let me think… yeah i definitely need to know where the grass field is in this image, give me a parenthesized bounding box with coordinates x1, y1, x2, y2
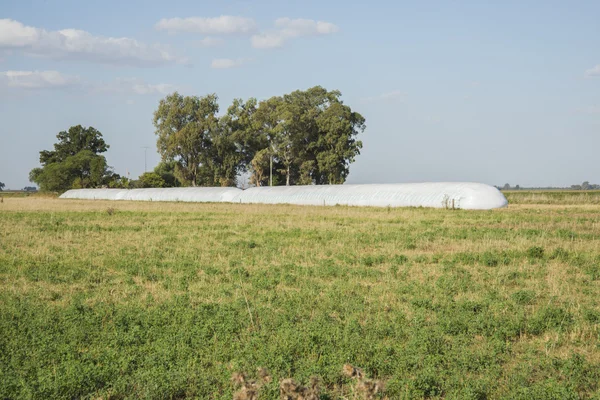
(504, 190, 600, 205)
(1, 195, 599, 399)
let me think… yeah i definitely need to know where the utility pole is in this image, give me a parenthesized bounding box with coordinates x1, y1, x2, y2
(270, 155, 273, 187)
(141, 146, 150, 172)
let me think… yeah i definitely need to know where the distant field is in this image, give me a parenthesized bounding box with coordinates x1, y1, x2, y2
(1, 196, 599, 399)
(504, 190, 600, 205)
(0, 191, 53, 198)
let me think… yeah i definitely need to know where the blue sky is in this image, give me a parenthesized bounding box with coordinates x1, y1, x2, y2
(0, 0, 599, 189)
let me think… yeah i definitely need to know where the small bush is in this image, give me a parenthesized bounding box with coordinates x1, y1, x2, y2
(582, 308, 600, 324)
(527, 246, 545, 259)
(511, 290, 536, 305)
(528, 305, 573, 335)
(481, 252, 499, 267)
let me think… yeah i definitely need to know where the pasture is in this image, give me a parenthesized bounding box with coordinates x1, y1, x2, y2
(1, 194, 599, 399)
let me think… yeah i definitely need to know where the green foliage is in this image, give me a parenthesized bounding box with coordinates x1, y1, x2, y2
(153, 161, 180, 187)
(29, 125, 118, 192)
(152, 87, 365, 188)
(527, 305, 574, 335)
(0, 181, 4, 191)
(527, 246, 545, 259)
(249, 86, 365, 186)
(108, 176, 133, 189)
(153, 92, 222, 187)
(511, 289, 536, 305)
(137, 172, 166, 188)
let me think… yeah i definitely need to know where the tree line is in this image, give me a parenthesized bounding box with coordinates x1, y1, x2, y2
(29, 86, 366, 192)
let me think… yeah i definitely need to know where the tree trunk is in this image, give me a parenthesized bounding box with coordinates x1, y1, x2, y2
(286, 165, 290, 186)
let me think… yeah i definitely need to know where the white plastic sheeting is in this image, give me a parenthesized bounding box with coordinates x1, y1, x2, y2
(59, 187, 242, 203)
(232, 183, 507, 210)
(60, 183, 507, 209)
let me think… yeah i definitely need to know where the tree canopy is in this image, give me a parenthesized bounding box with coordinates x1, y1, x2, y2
(153, 93, 222, 187)
(29, 125, 118, 192)
(28, 87, 366, 191)
(0, 181, 4, 191)
(152, 86, 365, 187)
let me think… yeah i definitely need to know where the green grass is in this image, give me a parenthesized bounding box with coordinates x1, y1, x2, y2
(0, 197, 599, 399)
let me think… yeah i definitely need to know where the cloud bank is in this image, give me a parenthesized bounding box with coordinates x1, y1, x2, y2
(0, 70, 80, 89)
(251, 18, 339, 49)
(585, 64, 600, 77)
(155, 16, 257, 35)
(210, 58, 249, 69)
(0, 19, 186, 66)
(1, 70, 178, 95)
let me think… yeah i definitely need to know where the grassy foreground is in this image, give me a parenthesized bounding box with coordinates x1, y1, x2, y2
(1, 197, 599, 399)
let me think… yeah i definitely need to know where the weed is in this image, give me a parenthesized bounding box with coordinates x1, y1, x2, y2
(343, 364, 385, 399)
(528, 305, 574, 335)
(511, 290, 536, 305)
(279, 376, 320, 400)
(527, 246, 545, 259)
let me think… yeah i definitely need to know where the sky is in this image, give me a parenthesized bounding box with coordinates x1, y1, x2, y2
(0, 0, 599, 190)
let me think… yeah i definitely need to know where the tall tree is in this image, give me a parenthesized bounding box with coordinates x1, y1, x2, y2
(38, 125, 108, 165)
(153, 87, 365, 188)
(247, 86, 365, 186)
(0, 182, 4, 191)
(29, 125, 116, 192)
(253, 96, 284, 186)
(153, 92, 219, 186)
(314, 97, 365, 184)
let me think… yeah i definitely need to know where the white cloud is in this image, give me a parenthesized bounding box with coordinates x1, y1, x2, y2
(585, 65, 600, 77)
(210, 58, 248, 69)
(155, 16, 257, 35)
(251, 17, 339, 49)
(99, 78, 178, 95)
(0, 71, 177, 95)
(0, 70, 80, 89)
(197, 37, 224, 47)
(0, 19, 186, 66)
(251, 32, 287, 49)
(360, 90, 404, 103)
(581, 105, 600, 114)
(274, 18, 339, 36)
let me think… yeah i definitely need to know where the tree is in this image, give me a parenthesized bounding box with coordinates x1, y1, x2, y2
(138, 172, 166, 188)
(153, 87, 365, 188)
(582, 181, 590, 190)
(249, 86, 365, 186)
(23, 186, 37, 192)
(313, 91, 365, 184)
(153, 161, 180, 187)
(153, 92, 220, 186)
(502, 183, 511, 190)
(108, 177, 133, 189)
(217, 98, 261, 186)
(29, 126, 117, 192)
(249, 148, 270, 186)
(0, 182, 4, 191)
